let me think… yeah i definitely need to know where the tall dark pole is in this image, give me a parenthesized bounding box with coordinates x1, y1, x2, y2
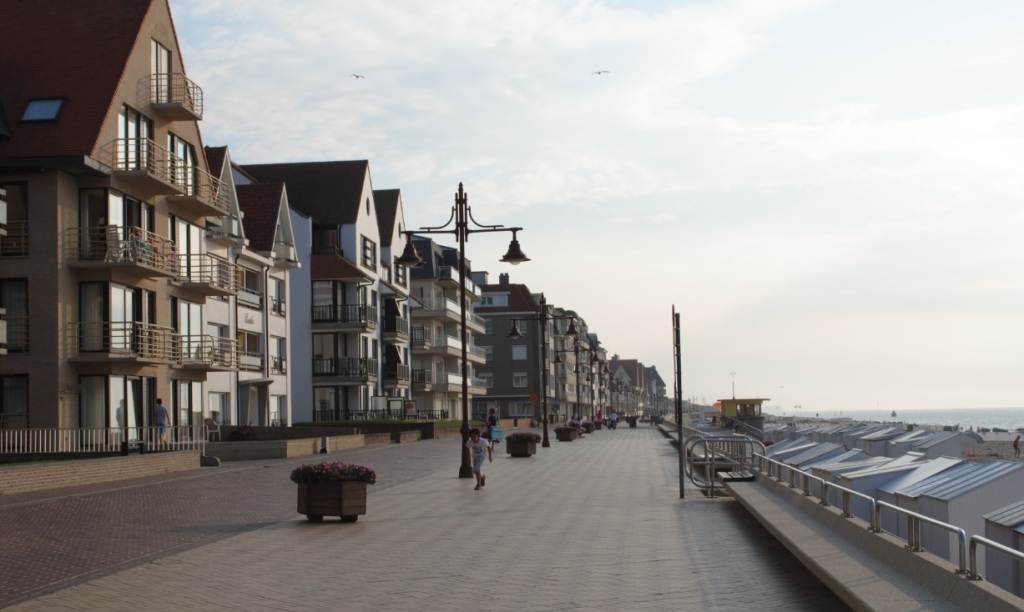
(673, 306, 684, 498)
(539, 295, 551, 447)
(457, 191, 473, 478)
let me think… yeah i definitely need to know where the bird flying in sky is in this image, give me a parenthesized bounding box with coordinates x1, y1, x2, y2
(351, 74, 365, 79)
(592, 70, 610, 75)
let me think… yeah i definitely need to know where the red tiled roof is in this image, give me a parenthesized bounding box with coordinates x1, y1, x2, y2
(0, 0, 154, 159)
(236, 183, 283, 252)
(205, 146, 227, 177)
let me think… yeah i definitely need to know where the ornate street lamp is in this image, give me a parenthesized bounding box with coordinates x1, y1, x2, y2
(396, 183, 528, 478)
(508, 294, 577, 447)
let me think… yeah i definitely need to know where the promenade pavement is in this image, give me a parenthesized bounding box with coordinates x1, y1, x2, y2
(1, 425, 846, 611)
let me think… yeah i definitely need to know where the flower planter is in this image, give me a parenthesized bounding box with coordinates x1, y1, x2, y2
(555, 429, 578, 442)
(506, 438, 537, 457)
(297, 481, 367, 523)
(594, 421, 603, 430)
(582, 423, 594, 433)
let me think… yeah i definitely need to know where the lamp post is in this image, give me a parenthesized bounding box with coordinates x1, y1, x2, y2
(508, 294, 578, 447)
(396, 183, 529, 478)
(554, 335, 597, 422)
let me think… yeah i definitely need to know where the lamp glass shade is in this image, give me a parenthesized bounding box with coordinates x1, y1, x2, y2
(499, 239, 530, 265)
(396, 240, 424, 267)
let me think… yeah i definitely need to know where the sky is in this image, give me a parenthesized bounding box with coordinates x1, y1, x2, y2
(172, 0, 1024, 414)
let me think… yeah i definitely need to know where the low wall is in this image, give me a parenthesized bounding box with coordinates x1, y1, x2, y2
(206, 433, 392, 462)
(0, 451, 200, 496)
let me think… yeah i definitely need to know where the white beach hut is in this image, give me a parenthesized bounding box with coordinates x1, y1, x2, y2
(856, 427, 907, 456)
(982, 500, 1024, 597)
(833, 453, 929, 522)
(887, 429, 931, 458)
(910, 430, 963, 459)
(876, 457, 963, 537)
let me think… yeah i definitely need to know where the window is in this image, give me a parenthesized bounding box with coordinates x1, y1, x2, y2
(208, 392, 228, 424)
(20, 99, 65, 122)
(117, 106, 153, 170)
(237, 331, 263, 369)
(151, 41, 172, 102)
(480, 373, 493, 388)
(365, 197, 371, 216)
(479, 294, 508, 307)
(513, 372, 528, 388)
(271, 395, 288, 426)
(268, 277, 286, 315)
(0, 183, 28, 257)
(173, 298, 203, 360)
(0, 375, 28, 428)
(0, 279, 28, 352)
(270, 336, 286, 373)
(510, 401, 533, 418)
(361, 236, 377, 269)
(167, 133, 197, 194)
(239, 267, 262, 308)
(512, 345, 527, 360)
(480, 346, 492, 361)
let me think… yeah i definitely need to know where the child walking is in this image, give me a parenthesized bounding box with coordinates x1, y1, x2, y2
(467, 428, 492, 490)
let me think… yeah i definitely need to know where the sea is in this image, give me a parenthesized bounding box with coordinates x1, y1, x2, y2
(791, 407, 1024, 432)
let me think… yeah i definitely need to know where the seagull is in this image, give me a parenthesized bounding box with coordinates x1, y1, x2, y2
(592, 70, 610, 75)
(351, 74, 365, 79)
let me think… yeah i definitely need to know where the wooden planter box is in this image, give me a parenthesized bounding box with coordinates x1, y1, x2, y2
(593, 421, 603, 430)
(506, 439, 537, 457)
(297, 481, 368, 522)
(555, 429, 578, 442)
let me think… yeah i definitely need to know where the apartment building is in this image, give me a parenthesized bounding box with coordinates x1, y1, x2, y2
(0, 0, 296, 432)
(406, 237, 487, 420)
(239, 162, 411, 422)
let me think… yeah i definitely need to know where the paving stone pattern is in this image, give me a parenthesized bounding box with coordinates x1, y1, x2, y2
(0, 428, 847, 611)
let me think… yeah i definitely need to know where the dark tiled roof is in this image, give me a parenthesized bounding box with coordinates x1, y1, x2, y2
(205, 146, 227, 177)
(477, 283, 538, 312)
(242, 161, 369, 225)
(237, 183, 283, 252)
(373, 189, 400, 247)
(0, 0, 153, 159)
(311, 254, 370, 282)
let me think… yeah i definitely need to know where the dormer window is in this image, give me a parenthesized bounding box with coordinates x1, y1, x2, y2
(21, 99, 65, 122)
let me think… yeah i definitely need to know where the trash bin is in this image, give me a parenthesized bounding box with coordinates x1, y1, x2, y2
(628, 417, 637, 428)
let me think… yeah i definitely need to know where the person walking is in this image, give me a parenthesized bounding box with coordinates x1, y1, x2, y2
(466, 428, 492, 490)
(1013, 434, 1020, 459)
(154, 398, 169, 444)
(609, 410, 618, 430)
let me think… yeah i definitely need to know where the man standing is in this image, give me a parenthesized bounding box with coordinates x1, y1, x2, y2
(609, 410, 618, 430)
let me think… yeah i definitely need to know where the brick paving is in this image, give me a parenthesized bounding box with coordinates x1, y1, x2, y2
(0, 427, 847, 611)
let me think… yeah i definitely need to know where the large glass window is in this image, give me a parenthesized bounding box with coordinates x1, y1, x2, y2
(0, 279, 27, 353)
(168, 133, 196, 194)
(173, 298, 203, 360)
(512, 345, 527, 360)
(117, 105, 152, 170)
(0, 375, 28, 429)
(0, 182, 28, 257)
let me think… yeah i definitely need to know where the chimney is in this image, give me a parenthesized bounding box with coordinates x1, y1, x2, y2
(499, 273, 510, 285)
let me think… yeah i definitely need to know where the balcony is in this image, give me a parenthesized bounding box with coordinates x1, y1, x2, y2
(177, 335, 238, 370)
(66, 226, 177, 278)
(175, 253, 239, 296)
(436, 266, 480, 296)
(411, 326, 431, 349)
(410, 294, 461, 322)
(67, 321, 177, 363)
(0, 221, 28, 257)
(382, 364, 411, 389)
(273, 240, 300, 269)
(412, 368, 435, 391)
(238, 353, 263, 371)
(99, 138, 187, 199)
(311, 304, 378, 332)
(312, 357, 378, 384)
(381, 316, 410, 342)
(166, 165, 232, 218)
(271, 355, 287, 374)
(143, 72, 204, 121)
(206, 217, 245, 247)
(3, 316, 26, 353)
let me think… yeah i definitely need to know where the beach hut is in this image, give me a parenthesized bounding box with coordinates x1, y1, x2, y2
(887, 429, 931, 458)
(910, 430, 963, 459)
(784, 442, 848, 471)
(856, 427, 907, 456)
(717, 397, 767, 433)
(843, 425, 888, 450)
(875, 457, 964, 536)
(833, 453, 929, 522)
(811, 453, 892, 507)
(900, 461, 1024, 575)
(982, 500, 1024, 597)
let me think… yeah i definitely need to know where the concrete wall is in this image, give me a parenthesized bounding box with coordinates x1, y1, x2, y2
(0, 451, 200, 496)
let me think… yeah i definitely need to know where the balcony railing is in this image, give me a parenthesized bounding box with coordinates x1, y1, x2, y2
(239, 353, 263, 371)
(166, 164, 232, 218)
(437, 266, 480, 296)
(176, 252, 239, 295)
(67, 226, 177, 276)
(312, 357, 378, 381)
(0, 221, 28, 256)
(3, 316, 27, 352)
(0, 425, 204, 454)
(382, 316, 409, 339)
(178, 335, 238, 369)
(270, 297, 287, 316)
(271, 355, 288, 374)
(383, 364, 411, 384)
(99, 138, 187, 197)
(311, 304, 378, 328)
(67, 321, 178, 362)
(144, 72, 204, 120)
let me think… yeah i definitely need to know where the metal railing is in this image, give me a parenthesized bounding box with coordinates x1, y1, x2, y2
(179, 334, 238, 368)
(311, 304, 378, 326)
(969, 535, 1024, 581)
(99, 138, 185, 189)
(0, 220, 28, 256)
(67, 321, 178, 361)
(752, 453, 977, 575)
(177, 252, 239, 292)
(0, 425, 204, 454)
(67, 226, 177, 275)
(312, 357, 378, 379)
(144, 72, 204, 118)
(684, 434, 764, 497)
